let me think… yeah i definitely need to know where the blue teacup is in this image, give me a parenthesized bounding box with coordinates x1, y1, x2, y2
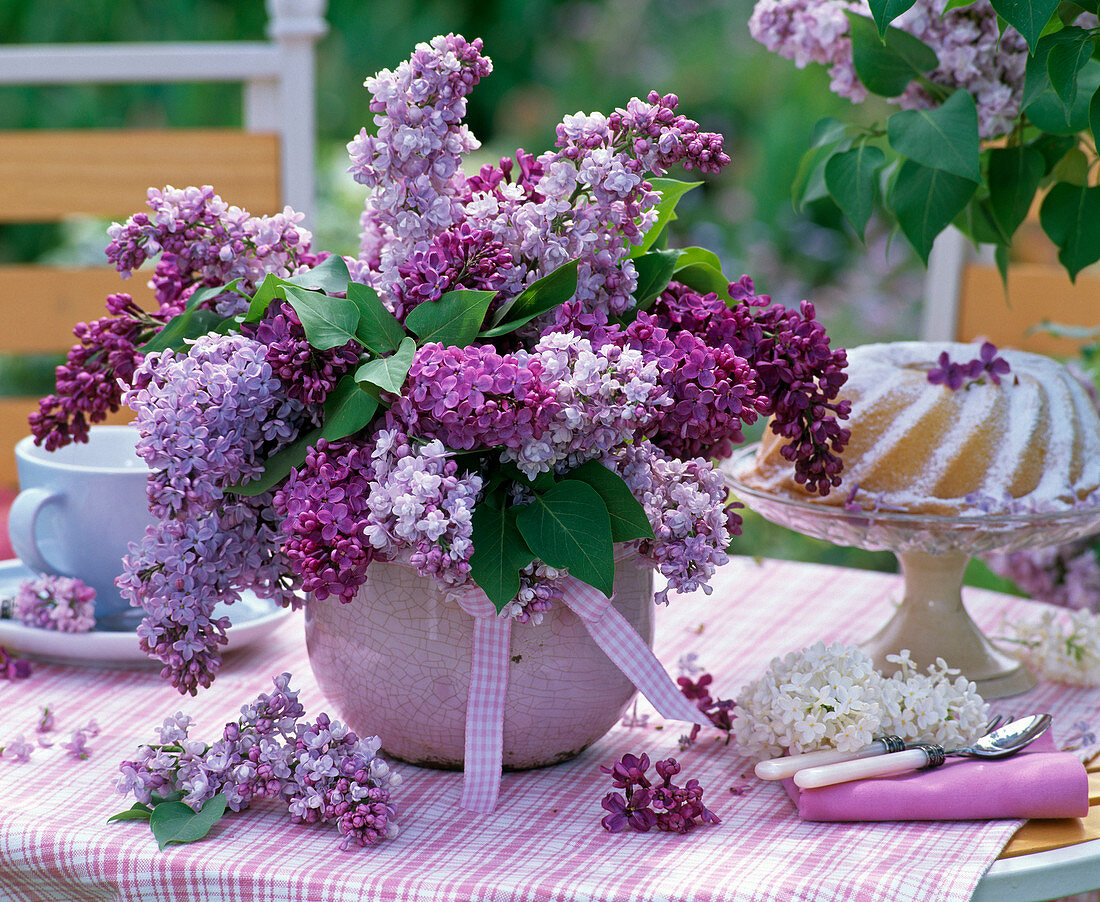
(9, 426, 154, 626)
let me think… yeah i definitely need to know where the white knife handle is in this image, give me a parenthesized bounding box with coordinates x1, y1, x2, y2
(754, 739, 889, 781)
(793, 747, 931, 789)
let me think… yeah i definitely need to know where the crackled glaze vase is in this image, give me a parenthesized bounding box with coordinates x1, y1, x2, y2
(304, 553, 654, 770)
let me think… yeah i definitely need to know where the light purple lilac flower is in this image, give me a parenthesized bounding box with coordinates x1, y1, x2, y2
(117, 674, 400, 850)
(749, 0, 1029, 138)
(0, 646, 30, 681)
(14, 576, 97, 633)
(605, 440, 739, 604)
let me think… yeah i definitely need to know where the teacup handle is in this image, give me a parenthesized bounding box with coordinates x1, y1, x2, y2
(8, 487, 61, 575)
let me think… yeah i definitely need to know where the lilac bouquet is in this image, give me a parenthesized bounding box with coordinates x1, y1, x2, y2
(32, 34, 849, 696)
(750, 0, 1100, 278)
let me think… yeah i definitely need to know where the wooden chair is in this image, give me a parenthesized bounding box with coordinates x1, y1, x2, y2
(0, 0, 328, 491)
(921, 222, 1100, 357)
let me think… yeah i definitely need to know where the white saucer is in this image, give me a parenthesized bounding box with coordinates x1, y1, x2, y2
(0, 559, 294, 668)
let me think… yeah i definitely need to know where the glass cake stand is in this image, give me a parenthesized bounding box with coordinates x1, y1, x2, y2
(723, 444, 1100, 699)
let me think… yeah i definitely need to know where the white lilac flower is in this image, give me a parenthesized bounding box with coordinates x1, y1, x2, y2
(1000, 610, 1100, 687)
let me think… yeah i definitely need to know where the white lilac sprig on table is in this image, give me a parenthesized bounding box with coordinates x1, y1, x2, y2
(996, 609, 1100, 687)
(732, 641, 989, 759)
(30, 33, 851, 696)
(112, 673, 399, 851)
(12, 575, 97, 633)
(750, 0, 1100, 278)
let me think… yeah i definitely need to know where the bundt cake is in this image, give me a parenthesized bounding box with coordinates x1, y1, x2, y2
(741, 341, 1100, 516)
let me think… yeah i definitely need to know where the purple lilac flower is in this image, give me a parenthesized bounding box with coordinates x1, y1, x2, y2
(618, 310, 762, 461)
(277, 430, 483, 602)
(121, 334, 305, 693)
(0, 646, 30, 680)
(508, 330, 667, 475)
(61, 728, 94, 760)
(4, 735, 34, 763)
(30, 293, 167, 451)
(117, 674, 400, 850)
(749, 0, 1029, 139)
(348, 34, 491, 296)
(392, 222, 516, 320)
(985, 541, 1100, 612)
(106, 185, 316, 311)
(37, 707, 55, 733)
(718, 279, 850, 494)
(677, 673, 736, 747)
(389, 343, 559, 457)
(605, 440, 739, 604)
(600, 753, 720, 834)
(928, 341, 1012, 390)
(14, 576, 97, 633)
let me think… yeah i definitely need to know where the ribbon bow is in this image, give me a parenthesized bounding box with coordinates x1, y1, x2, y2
(450, 577, 711, 813)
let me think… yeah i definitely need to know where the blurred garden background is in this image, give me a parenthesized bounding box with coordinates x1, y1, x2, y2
(1, 0, 1027, 590)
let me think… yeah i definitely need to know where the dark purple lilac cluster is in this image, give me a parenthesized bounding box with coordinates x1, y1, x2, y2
(247, 302, 359, 405)
(393, 223, 516, 319)
(30, 293, 165, 451)
(600, 753, 721, 834)
(927, 341, 1012, 390)
(677, 673, 736, 748)
(390, 343, 559, 452)
(622, 312, 763, 461)
(117, 674, 400, 851)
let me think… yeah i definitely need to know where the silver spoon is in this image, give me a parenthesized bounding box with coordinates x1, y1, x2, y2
(793, 713, 1052, 789)
(754, 715, 1006, 781)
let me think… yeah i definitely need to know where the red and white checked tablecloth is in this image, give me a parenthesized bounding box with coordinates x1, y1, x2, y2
(1, 557, 1098, 902)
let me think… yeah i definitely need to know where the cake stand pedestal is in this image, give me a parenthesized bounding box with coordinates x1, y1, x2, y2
(724, 445, 1100, 699)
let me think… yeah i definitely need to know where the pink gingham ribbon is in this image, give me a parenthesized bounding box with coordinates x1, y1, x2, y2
(450, 578, 711, 814)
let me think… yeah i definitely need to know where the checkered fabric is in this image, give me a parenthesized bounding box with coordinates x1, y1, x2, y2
(1, 557, 1097, 902)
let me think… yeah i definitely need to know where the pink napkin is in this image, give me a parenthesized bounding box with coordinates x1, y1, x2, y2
(783, 732, 1089, 821)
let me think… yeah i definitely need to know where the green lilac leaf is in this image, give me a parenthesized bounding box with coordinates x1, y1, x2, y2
(347, 282, 406, 355)
(321, 373, 381, 441)
(563, 460, 654, 543)
(225, 426, 321, 496)
(149, 794, 228, 851)
(469, 504, 537, 612)
(139, 308, 228, 355)
(793, 133, 855, 210)
(1091, 86, 1100, 155)
(987, 146, 1045, 240)
(848, 13, 939, 97)
(952, 197, 1008, 246)
(1039, 182, 1100, 280)
(632, 249, 679, 309)
(1030, 133, 1078, 175)
(887, 91, 980, 182)
(1025, 42, 1100, 134)
(824, 143, 886, 239)
(1051, 147, 1089, 185)
(942, 0, 978, 10)
(888, 160, 978, 262)
(404, 289, 496, 347)
(630, 179, 701, 258)
(355, 336, 416, 394)
(673, 262, 731, 298)
(995, 243, 1010, 287)
(515, 480, 615, 597)
(283, 285, 360, 351)
(672, 246, 723, 271)
(481, 259, 579, 337)
(868, 0, 918, 36)
(990, 0, 1061, 52)
(242, 273, 283, 324)
(283, 254, 351, 295)
(1046, 27, 1094, 107)
(107, 802, 153, 824)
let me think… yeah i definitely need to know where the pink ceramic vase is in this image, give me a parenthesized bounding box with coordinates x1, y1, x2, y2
(304, 553, 654, 770)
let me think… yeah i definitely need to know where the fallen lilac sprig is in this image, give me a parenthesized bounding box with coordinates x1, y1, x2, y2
(677, 673, 736, 749)
(14, 575, 97, 633)
(927, 342, 1011, 390)
(600, 753, 720, 834)
(113, 673, 400, 851)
